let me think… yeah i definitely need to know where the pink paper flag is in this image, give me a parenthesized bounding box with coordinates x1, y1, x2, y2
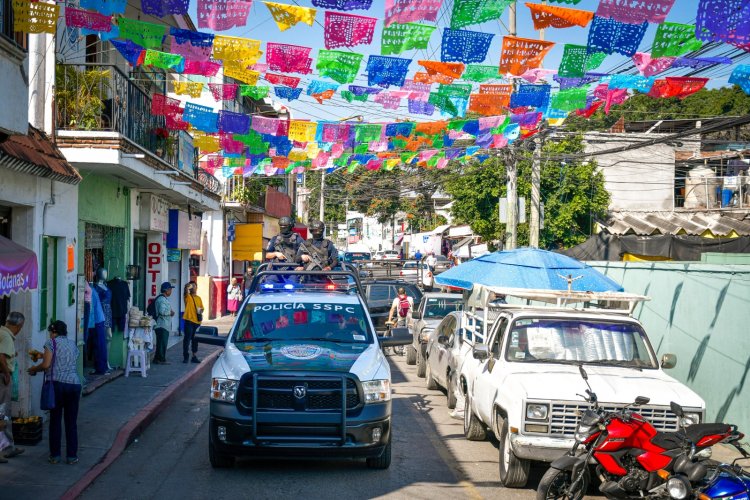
(169, 36, 212, 62)
(632, 52, 676, 77)
(368, 141, 389, 152)
(419, 149, 438, 161)
(373, 91, 401, 109)
(251, 63, 269, 73)
(324, 11, 377, 49)
(321, 123, 350, 143)
(330, 143, 344, 158)
(384, 0, 442, 27)
(65, 7, 112, 31)
(436, 158, 449, 169)
(197, 0, 252, 31)
(208, 83, 239, 100)
(492, 135, 508, 149)
(183, 60, 221, 76)
(595, 0, 675, 24)
(220, 133, 246, 154)
(266, 43, 314, 74)
(479, 115, 505, 130)
(519, 68, 556, 84)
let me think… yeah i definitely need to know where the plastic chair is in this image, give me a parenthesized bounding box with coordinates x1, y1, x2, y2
(125, 337, 148, 378)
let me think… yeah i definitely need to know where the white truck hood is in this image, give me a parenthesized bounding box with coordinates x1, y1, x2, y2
(506, 364, 704, 409)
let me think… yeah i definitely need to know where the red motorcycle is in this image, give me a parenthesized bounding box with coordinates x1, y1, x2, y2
(537, 365, 737, 500)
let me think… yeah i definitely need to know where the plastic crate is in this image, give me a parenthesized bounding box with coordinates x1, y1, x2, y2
(11, 417, 43, 446)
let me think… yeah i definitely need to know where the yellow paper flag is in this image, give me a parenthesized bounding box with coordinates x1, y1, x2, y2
(304, 142, 320, 160)
(288, 150, 308, 162)
(288, 121, 318, 143)
(13, 0, 58, 34)
(263, 1, 316, 31)
(194, 135, 220, 154)
(173, 81, 204, 98)
(212, 35, 263, 65)
(224, 63, 260, 85)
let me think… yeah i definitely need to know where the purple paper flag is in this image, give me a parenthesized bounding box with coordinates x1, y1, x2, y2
(312, 0, 372, 10)
(197, 0, 252, 31)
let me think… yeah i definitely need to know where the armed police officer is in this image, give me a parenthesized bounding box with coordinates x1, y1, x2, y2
(298, 220, 338, 271)
(266, 216, 306, 266)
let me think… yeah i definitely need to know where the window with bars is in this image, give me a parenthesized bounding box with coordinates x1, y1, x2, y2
(0, 0, 27, 49)
(84, 223, 127, 280)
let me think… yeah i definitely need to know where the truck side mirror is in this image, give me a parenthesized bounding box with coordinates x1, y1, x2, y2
(412, 310, 422, 320)
(473, 344, 489, 360)
(661, 353, 677, 369)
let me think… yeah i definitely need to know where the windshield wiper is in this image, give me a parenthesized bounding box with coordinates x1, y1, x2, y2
(584, 360, 644, 371)
(302, 337, 359, 343)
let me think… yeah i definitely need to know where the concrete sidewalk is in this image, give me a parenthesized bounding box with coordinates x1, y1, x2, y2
(0, 314, 236, 500)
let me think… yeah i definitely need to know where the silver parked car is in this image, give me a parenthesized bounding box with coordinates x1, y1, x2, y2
(424, 311, 465, 409)
(408, 293, 463, 377)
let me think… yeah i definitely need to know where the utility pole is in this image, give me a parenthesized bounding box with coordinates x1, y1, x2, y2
(529, 135, 542, 248)
(505, 0, 518, 250)
(345, 197, 349, 251)
(319, 169, 325, 223)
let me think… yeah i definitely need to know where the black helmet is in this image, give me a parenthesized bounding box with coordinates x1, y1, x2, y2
(309, 220, 324, 240)
(279, 216, 294, 235)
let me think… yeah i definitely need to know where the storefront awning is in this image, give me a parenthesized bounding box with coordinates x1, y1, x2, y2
(431, 224, 451, 235)
(452, 236, 473, 251)
(448, 225, 473, 237)
(233, 223, 264, 261)
(0, 235, 38, 296)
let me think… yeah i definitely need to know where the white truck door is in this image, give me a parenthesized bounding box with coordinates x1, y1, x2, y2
(472, 316, 509, 424)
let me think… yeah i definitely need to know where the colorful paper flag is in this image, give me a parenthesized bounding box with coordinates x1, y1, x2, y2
(12, 0, 58, 34)
(450, 0, 512, 29)
(438, 83, 472, 99)
(111, 39, 146, 66)
(143, 50, 185, 71)
(696, 0, 750, 45)
(595, 0, 675, 24)
(632, 52, 675, 76)
(212, 35, 263, 65)
(169, 35, 213, 62)
(316, 50, 364, 84)
(118, 18, 167, 49)
(441, 28, 494, 64)
(266, 72, 301, 88)
(419, 60, 465, 79)
(65, 7, 112, 32)
(499, 36, 554, 76)
(384, 0, 442, 27)
(414, 72, 454, 84)
(608, 74, 654, 92)
(151, 93, 182, 115)
(208, 83, 239, 100)
(647, 77, 709, 99)
(729, 65, 750, 95)
(183, 60, 221, 76)
(81, 0, 126, 15)
(224, 64, 261, 85)
(218, 110, 250, 134)
(266, 43, 313, 74)
(373, 91, 402, 110)
(239, 86, 270, 99)
(324, 11, 377, 49)
(263, 1, 317, 31)
(462, 64, 501, 82)
(651, 22, 703, 58)
(558, 44, 606, 77)
(587, 16, 647, 57)
(141, 0, 189, 17)
(381, 23, 435, 55)
(312, 0, 372, 10)
(366, 55, 411, 87)
(184, 103, 219, 133)
(526, 2, 593, 29)
(197, 0, 252, 31)
(509, 84, 550, 109)
(274, 86, 304, 101)
(173, 81, 204, 98)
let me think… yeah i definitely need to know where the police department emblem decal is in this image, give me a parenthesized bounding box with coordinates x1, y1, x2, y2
(280, 344, 323, 360)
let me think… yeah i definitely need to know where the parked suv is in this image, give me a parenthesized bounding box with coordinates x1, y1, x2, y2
(408, 293, 463, 376)
(201, 267, 410, 469)
(462, 303, 705, 488)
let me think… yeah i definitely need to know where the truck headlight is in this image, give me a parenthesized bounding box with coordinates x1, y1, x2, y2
(526, 403, 549, 421)
(211, 378, 238, 403)
(362, 379, 391, 403)
(680, 412, 701, 427)
(419, 328, 433, 342)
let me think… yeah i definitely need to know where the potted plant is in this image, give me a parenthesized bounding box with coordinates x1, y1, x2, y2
(152, 127, 176, 158)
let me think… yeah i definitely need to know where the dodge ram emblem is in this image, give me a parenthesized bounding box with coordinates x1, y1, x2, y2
(293, 385, 306, 398)
(281, 344, 323, 360)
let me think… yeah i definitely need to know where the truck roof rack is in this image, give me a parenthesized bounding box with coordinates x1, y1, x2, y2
(250, 262, 364, 296)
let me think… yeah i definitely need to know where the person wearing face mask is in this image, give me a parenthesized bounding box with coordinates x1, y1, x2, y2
(266, 216, 306, 266)
(298, 220, 339, 271)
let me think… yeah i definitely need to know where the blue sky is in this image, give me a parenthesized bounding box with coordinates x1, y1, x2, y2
(183, 0, 733, 122)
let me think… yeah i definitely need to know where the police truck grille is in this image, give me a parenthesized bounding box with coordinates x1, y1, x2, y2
(237, 374, 361, 414)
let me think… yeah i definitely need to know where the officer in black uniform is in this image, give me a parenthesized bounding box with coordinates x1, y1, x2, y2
(298, 220, 339, 271)
(266, 216, 306, 266)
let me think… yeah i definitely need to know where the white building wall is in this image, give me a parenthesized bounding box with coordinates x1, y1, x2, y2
(0, 172, 79, 416)
(585, 132, 677, 211)
(0, 40, 29, 136)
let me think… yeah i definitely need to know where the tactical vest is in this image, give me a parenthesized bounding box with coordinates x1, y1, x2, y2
(274, 233, 299, 262)
(304, 239, 331, 269)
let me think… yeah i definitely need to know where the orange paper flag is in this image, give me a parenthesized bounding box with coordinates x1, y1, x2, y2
(468, 94, 508, 116)
(415, 120, 448, 135)
(525, 3, 594, 30)
(499, 36, 555, 76)
(414, 71, 454, 84)
(418, 60, 466, 79)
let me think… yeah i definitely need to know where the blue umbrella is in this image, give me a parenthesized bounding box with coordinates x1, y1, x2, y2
(435, 247, 623, 292)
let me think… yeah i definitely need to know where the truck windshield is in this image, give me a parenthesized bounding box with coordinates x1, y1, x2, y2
(505, 319, 657, 369)
(233, 301, 372, 344)
(424, 298, 464, 319)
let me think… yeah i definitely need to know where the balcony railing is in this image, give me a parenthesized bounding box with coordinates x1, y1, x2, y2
(676, 175, 750, 210)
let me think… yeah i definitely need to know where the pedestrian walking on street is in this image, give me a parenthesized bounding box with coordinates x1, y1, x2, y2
(183, 282, 204, 364)
(152, 282, 175, 365)
(227, 278, 242, 317)
(0, 311, 25, 461)
(28, 320, 82, 465)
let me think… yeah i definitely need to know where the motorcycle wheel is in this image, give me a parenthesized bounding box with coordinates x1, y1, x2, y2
(536, 467, 588, 500)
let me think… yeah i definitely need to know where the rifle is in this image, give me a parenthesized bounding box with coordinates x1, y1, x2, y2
(303, 241, 328, 271)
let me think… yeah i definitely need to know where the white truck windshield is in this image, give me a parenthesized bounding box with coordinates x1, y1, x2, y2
(423, 298, 464, 319)
(505, 318, 657, 369)
(233, 301, 372, 344)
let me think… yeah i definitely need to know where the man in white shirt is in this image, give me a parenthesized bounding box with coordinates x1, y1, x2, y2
(388, 287, 414, 329)
(425, 252, 437, 271)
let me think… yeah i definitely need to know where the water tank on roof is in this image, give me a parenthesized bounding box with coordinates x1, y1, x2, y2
(684, 166, 719, 209)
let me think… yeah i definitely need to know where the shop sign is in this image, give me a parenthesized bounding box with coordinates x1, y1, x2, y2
(139, 194, 170, 233)
(167, 248, 181, 262)
(167, 210, 201, 250)
(178, 131, 195, 176)
(146, 238, 163, 299)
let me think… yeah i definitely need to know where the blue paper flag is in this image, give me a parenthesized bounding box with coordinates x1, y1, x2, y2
(307, 80, 340, 95)
(170, 27, 214, 47)
(729, 65, 750, 95)
(184, 102, 218, 133)
(218, 110, 250, 134)
(509, 84, 551, 109)
(440, 28, 494, 64)
(82, 25, 120, 41)
(274, 87, 304, 101)
(385, 122, 415, 137)
(608, 75, 654, 92)
(366, 56, 412, 88)
(81, 0, 126, 15)
(587, 16, 648, 57)
(408, 99, 435, 116)
(111, 39, 144, 67)
(312, 0, 372, 10)
(348, 85, 383, 95)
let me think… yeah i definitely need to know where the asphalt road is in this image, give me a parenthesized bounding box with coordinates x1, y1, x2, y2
(81, 354, 552, 500)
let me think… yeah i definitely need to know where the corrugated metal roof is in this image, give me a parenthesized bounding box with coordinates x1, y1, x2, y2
(601, 211, 750, 236)
(0, 125, 81, 184)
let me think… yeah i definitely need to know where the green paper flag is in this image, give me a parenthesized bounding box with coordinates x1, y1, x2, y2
(240, 86, 270, 99)
(463, 64, 501, 82)
(354, 124, 383, 142)
(143, 50, 184, 71)
(118, 18, 167, 49)
(317, 50, 364, 84)
(391, 138, 407, 148)
(450, 0, 513, 29)
(353, 144, 369, 154)
(225, 157, 246, 167)
(651, 22, 703, 58)
(341, 90, 369, 102)
(428, 92, 459, 117)
(335, 153, 352, 166)
(558, 44, 606, 78)
(550, 87, 588, 111)
(234, 131, 269, 154)
(431, 136, 444, 148)
(381, 23, 436, 55)
(438, 83, 472, 99)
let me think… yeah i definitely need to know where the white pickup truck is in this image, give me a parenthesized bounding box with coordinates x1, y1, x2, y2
(459, 286, 706, 488)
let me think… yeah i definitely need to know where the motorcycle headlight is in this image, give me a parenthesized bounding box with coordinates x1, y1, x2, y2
(666, 476, 690, 499)
(575, 424, 596, 443)
(211, 378, 238, 403)
(680, 412, 701, 427)
(526, 403, 549, 421)
(362, 379, 391, 403)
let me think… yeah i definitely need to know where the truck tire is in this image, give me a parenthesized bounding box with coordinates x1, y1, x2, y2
(366, 435, 392, 469)
(416, 347, 426, 378)
(446, 372, 457, 409)
(463, 395, 487, 441)
(406, 345, 417, 365)
(425, 359, 439, 390)
(209, 438, 235, 469)
(498, 418, 530, 488)
(536, 467, 588, 500)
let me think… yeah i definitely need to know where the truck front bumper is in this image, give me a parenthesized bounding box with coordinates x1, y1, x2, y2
(510, 434, 576, 462)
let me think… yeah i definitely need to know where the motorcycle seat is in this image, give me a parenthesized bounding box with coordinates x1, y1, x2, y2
(652, 431, 685, 450)
(681, 423, 732, 446)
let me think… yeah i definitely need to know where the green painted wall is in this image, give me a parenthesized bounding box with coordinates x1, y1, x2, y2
(589, 261, 750, 431)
